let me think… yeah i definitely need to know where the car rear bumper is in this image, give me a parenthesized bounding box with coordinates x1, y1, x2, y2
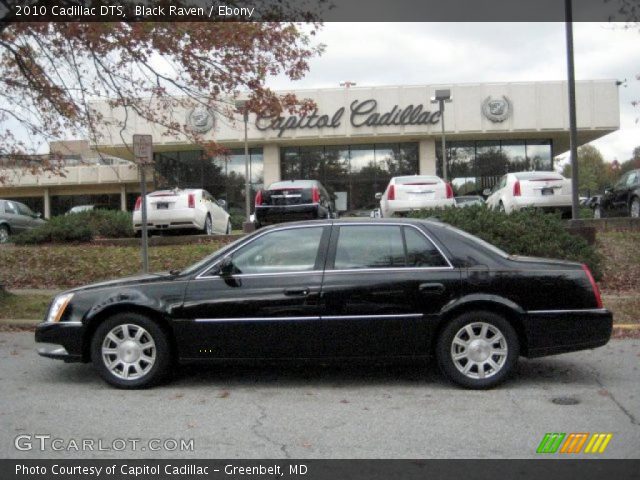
(384, 199, 456, 216)
(133, 208, 204, 232)
(35, 321, 85, 363)
(255, 204, 323, 225)
(512, 195, 572, 211)
(523, 308, 613, 358)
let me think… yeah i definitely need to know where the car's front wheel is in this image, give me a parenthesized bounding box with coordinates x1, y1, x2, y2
(436, 311, 519, 389)
(91, 313, 171, 389)
(0, 225, 9, 244)
(630, 197, 640, 218)
(594, 205, 603, 219)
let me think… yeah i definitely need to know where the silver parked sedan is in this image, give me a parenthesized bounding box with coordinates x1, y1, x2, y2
(0, 199, 46, 243)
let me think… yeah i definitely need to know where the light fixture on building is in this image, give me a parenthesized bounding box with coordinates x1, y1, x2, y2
(431, 89, 452, 182)
(234, 99, 252, 232)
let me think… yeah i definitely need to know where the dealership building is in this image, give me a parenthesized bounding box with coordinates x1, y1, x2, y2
(0, 80, 620, 217)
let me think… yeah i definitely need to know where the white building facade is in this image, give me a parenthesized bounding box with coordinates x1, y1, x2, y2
(0, 80, 620, 217)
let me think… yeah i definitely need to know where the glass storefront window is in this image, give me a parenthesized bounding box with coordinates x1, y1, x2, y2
(280, 143, 419, 213)
(437, 139, 553, 194)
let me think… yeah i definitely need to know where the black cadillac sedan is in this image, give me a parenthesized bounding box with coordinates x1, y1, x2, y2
(36, 218, 612, 389)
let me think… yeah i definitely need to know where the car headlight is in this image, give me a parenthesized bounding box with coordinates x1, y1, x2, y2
(46, 293, 74, 323)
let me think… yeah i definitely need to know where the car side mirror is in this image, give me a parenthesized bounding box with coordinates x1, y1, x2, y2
(482, 188, 492, 197)
(374, 192, 382, 200)
(216, 199, 227, 209)
(217, 256, 234, 276)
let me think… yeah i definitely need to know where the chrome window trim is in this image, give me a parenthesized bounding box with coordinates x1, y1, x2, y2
(195, 223, 331, 279)
(194, 221, 454, 280)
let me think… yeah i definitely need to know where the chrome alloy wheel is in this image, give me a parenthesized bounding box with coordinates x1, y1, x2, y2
(101, 324, 156, 380)
(205, 215, 213, 235)
(450, 322, 508, 380)
(0, 226, 8, 244)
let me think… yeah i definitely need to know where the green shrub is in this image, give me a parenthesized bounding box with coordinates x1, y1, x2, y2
(409, 206, 603, 279)
(12, 209, 133, 245)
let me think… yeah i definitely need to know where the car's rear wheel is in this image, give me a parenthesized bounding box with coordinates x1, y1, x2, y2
(436, 311, 519, 389)
(630, 197, 640, 218)
(0, 225, 9, 244)
(498, 202, 506, 213)
(91, 313, 171, 389)
(204, 215, 213, 235)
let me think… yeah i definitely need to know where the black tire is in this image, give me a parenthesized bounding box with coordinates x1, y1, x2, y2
(0, 224, 9, 244)
(225, 219, 232, 235)
(91, 313, 172, 389)
(594, 205, 602, 219)
(498, 202, 506, 213)
(436, 310, 519, 389)
(204, 215, 213, 235)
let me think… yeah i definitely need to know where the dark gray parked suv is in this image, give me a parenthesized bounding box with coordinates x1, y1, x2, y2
(0, 199, 46, 244)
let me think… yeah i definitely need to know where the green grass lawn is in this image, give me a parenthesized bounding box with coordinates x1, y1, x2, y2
(0, 291, 51, 320)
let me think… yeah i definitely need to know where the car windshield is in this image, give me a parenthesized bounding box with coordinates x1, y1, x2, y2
(179, 236, 246, 275)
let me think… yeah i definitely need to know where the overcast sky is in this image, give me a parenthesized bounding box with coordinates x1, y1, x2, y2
(266, 22, 640, 163)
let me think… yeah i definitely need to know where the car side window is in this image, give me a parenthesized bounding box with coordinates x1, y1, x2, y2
(334, 225, 405, 269)
(4, 201, 18, 215)
(626, 172, 638, 187)
(230, 227, 324, 275)
(404, 227, 449, 267)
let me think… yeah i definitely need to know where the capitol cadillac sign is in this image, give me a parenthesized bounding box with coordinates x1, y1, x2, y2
(255, 96, 512, 137)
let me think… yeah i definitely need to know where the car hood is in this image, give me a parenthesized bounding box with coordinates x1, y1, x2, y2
(66, 272, 177, 293)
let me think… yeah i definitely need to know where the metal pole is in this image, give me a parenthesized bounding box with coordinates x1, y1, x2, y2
(139, 165, 149, 273)
(565, 0, 580, 220)
(243, 110, 250, 223)
(440, 100, 447, 182)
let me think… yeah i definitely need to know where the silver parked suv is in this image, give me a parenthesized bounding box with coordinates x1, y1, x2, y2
(0, 199, 46, 243)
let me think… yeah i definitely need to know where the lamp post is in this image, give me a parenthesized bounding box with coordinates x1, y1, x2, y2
(565, 0, 580, 220)
(431, 89, 452, 182)
(234, 100, 252, 232)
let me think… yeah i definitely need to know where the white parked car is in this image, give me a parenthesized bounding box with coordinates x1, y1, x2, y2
(376, 175, 455, 217)
(484, 172, 572, 215)
(133, 188, 231, 235)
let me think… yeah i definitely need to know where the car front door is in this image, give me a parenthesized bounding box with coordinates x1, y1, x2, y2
(611, 172, 632, 214)
(176, 224, 331, 359)
(319, 223, 460, 357)
(3, 201, 26, 233)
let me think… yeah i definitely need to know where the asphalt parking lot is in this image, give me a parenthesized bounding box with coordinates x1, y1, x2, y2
(0, 332, 638, 459)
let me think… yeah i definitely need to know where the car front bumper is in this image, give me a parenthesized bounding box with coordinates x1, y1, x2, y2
(523, 308, 613, 358)
(35, 321, 85, 363)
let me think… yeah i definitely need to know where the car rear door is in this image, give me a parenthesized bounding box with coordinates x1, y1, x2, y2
(176, 224, 331, 358)
(3, 201, 26, 233)
(318, 223, 460, 357)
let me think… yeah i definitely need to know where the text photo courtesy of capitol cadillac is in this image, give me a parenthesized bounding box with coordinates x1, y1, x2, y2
(1, 1, 640, 480)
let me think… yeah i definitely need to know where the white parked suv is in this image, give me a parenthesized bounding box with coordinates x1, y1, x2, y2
(484, 172, 572, 216)
(376, 175, 455, 217)
(133, 188, 231, 235)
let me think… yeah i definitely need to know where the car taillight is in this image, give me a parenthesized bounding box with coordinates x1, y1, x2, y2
(134, 197, 141, 211)
(255, 190, 263, 206)
(582, 264, 603, 309)
(312, 186, 320, 203)
(188, 193, 195, 208)
(445, 182, 454, 199)
(387, 185, 395, 201)
(513, 180, 521, 197)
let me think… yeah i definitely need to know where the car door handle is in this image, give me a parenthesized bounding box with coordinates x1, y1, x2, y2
(284, 288, 310, 297)
(419, 283, 445, 294)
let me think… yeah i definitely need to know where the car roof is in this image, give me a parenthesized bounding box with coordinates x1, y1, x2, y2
(257, 217, 444, 232)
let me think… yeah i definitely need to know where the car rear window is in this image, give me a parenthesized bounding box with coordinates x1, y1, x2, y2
(514, 172, 563, 181)
(395, 176, 441, 185)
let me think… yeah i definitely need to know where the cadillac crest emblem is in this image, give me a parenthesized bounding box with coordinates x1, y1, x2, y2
(186, 106, 216, 133)
(482, 95, 511, 123)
